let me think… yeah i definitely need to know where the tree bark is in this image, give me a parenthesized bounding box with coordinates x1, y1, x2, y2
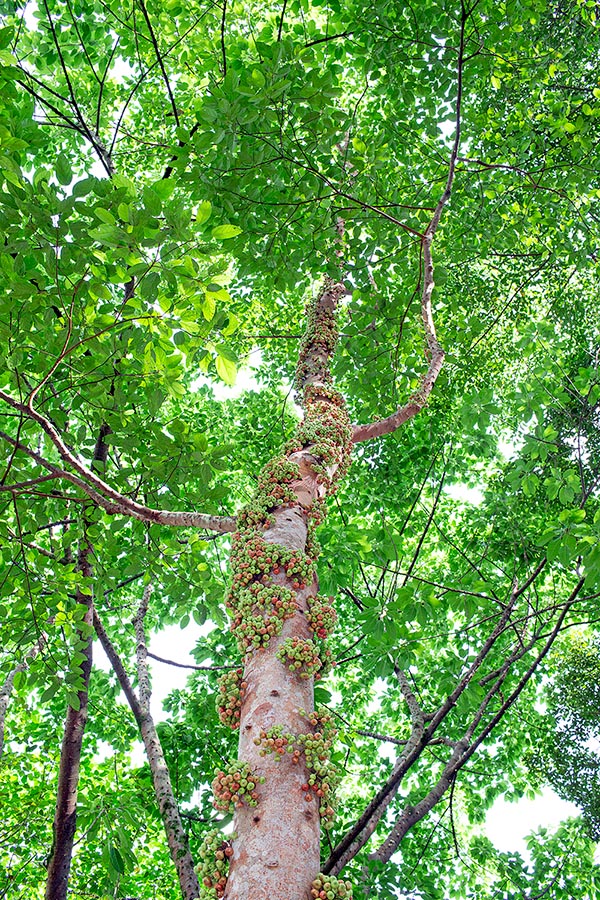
(45, 544, 94, 900)
(224, 280, 351, 900)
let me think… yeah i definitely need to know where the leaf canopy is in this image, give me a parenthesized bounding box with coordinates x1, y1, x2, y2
(1, 0, 600, 898)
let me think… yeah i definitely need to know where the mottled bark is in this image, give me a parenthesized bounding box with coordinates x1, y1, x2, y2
(0, 662, 26, 758)
(94, 603, 200, 900)
(225, 281, 349, 900)
(45, 546, 94, 900)
(225, 547, 321, 900)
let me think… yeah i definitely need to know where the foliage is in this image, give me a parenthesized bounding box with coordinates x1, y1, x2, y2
(0, 0, 600, 898)
(536, 635, 600, 841)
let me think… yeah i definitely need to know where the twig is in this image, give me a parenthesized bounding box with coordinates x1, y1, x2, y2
(147, 651, 237, 671)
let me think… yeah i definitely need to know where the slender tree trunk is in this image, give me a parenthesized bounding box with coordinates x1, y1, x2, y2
(224, 280, 352, 900)
(45, 544, 94, 900)
(93, 602, 201, 900)
(0, 635, 47, 758)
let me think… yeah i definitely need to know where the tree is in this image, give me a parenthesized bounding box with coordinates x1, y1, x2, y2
(1, 0, 600, 898)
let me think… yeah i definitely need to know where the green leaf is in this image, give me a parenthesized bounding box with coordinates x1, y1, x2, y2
(215, 353, 237, 385)
(56, 153, 72, 186)
(196, 200, 212, 224)
(202, 294, 216, 321)
(67, 692, 81, 711)
(95, 207, 116, 225)
(152, 177, 176, 200)
(0, 27, 13, 50)
(211, 224, 242, 240)
(108, 844, 125, 875)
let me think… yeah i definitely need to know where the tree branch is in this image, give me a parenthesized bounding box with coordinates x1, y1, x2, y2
(93, 607, 200, 900)
(369, 577, 585, 864)
(0, 409, 236, 533)
(135, 583, 153, 712)
(147, 651, 236, 671)
(0, 636, 46, 757)
(323, 593, 516, 874)
(351, 2, 468, 444)
(137, 0, 180, 126)
(45, 542, 94, 900)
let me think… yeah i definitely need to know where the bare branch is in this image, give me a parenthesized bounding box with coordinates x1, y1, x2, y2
(0, 473, 59, 494)
(323, 596, 516, 874)
(137, 0, 180, 126)
(45, 543, 94, 900)
(135, 583, 153, 712)
(220, 0, 227, 76)
(0, 405, 236, 533)
(147, 651, 236, 671)
(369, 577, 585, 865)
(0, 636, 46, 757)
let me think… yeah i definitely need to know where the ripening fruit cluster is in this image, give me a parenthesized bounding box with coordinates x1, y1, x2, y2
(228, 583, 297, 653)
(307, 597, 338, 639)
(216, 669, 246, 729)
(296, 715, 339, 826)
(253, 725, 301, 763)
(196, 830, 234, 899)
(226, 523, 317, 656)
(251, 711, 340, 826)
(212, 761, 264, 813)
(285, 388, 352, 491)
(276, 637, 322, 678)
(311, 874, 353, 900)
(294, 280, 344, 391)
(257, 456, 301, 490)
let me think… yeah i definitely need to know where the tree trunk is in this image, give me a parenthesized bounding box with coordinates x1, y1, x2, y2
(224, 280, 351, 900)
(45, 545, 93, 900)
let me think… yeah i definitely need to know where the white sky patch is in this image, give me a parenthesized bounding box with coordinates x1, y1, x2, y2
(191, 348, 264, 400)
(444, 483, 484, 505)
(94, 621, 210, 766)
(94, 620, 209, 722)
(146, 621, 211, 719)
(23, 0, 39, 31)
(485, 788, 581, 856)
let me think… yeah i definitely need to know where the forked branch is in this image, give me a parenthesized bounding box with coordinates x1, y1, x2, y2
(369, 578, 584, 865)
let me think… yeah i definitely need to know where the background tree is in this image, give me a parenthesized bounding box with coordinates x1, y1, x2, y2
(1, 1, 600, 899)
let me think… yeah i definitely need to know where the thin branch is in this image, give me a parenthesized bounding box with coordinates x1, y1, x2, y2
(0, 412, 236, 533)
(135, 583, 153, 712)
(277, 0, 288, 41)
(146, 651, 236, 671)
(0, 635, 46, 757)
(370, 577, 585, 865)
(137, 0, 180, 126)
(95, 35, 121, 135)
(402, 466, 446, 586)
(323, 593, 516, 875)
(93, 607, 200, 899)
(0, 473, 59, 494)
(220, 0, 227, 76)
